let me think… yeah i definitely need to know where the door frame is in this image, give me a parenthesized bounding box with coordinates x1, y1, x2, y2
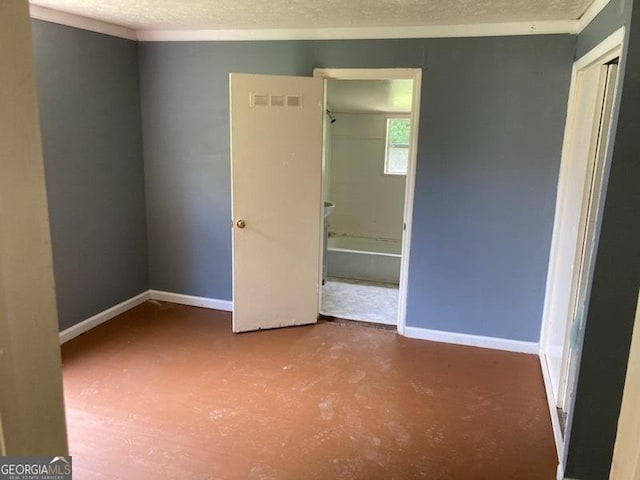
(539, 26, 625, 463)
(313, 68, 422, 335)
(609, 289, 640, 480)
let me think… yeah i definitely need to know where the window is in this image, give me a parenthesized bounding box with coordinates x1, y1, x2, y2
(384, 118, 411, 175)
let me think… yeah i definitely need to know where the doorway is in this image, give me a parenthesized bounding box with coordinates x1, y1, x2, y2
(539, 28, 624, 455)
(314, 69, 422, 333)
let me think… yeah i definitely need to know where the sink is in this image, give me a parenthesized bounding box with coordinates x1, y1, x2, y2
(323, 201, 335, 219)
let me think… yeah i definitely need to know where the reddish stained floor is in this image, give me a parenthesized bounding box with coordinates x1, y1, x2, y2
(61, 301, 557, 479)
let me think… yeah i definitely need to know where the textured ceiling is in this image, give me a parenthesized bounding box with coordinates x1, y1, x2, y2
(30, 0, 595, 31)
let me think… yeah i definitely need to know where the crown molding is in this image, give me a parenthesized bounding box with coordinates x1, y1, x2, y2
(29, 4, 138, 40)
(30, 1, 615, 43)
(576, 0, 612, 33)
(136, 21, 578, 42)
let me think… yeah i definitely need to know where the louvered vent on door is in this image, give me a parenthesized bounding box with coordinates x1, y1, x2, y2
(270, 95, 285, 106)
(251, 93, 269, 106)
(287, 95, 302, 107)
(251, 93, 302, 108)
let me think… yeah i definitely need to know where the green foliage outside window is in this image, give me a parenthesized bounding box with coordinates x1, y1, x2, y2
(388, 118, 410, 146)
(385, 118, 411, 175)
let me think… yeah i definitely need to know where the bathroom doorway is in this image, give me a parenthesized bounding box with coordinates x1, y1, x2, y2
(314, 69, 422, 332)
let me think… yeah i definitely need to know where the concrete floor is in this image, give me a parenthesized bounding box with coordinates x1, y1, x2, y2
(61, 301, 557, 479)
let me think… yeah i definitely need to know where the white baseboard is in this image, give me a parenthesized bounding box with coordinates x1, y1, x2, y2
(540, 354, 565, 464)
(149, 290, 233, 312)
(557, 464, 576, 480)
(59, 291, 151, 344)
(58, 290, 232, 344)
(403, 326, 539, 354)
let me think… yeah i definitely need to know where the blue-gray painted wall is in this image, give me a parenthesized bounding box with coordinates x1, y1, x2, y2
(139, 42, 312, 300)
(31, 20, 149, 331)
(576, 0, 632, 58)
(564, 0, 640, 478)
(139, 36, 575, 342)
(403, 37, 573, 341)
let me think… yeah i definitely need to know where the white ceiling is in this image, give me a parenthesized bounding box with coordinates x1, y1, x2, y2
(30, 0, 596, 32)
(327, 80, 413, 114)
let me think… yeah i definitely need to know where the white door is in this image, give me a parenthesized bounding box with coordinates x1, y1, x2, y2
(561, 63, 618, 411)
(609, 290, 640, 480)
(541, 64, 609, 405)
(230, 73, 323, 333)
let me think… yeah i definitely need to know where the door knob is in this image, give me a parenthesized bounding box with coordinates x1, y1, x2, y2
(236, 219, 246, 229)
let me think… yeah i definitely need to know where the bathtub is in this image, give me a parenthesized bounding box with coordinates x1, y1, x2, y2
(326, 236, 401, 284)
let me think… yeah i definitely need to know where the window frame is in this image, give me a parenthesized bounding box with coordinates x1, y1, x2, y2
(384, 116, 411, 176)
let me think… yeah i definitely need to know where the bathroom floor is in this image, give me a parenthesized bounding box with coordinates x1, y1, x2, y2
(321, 276, 399, 325)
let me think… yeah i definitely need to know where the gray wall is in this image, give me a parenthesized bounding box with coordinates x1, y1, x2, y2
(140, 36, 575, 342)
(405, 37, 573, 341)
(576, 0, 632, 58)
(564, 0, 640, 478)
(140, 42, 309, 299)
(32, 21, 148, 331)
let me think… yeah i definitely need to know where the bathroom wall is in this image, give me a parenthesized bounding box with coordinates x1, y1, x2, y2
(328, 112, 406, 242)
